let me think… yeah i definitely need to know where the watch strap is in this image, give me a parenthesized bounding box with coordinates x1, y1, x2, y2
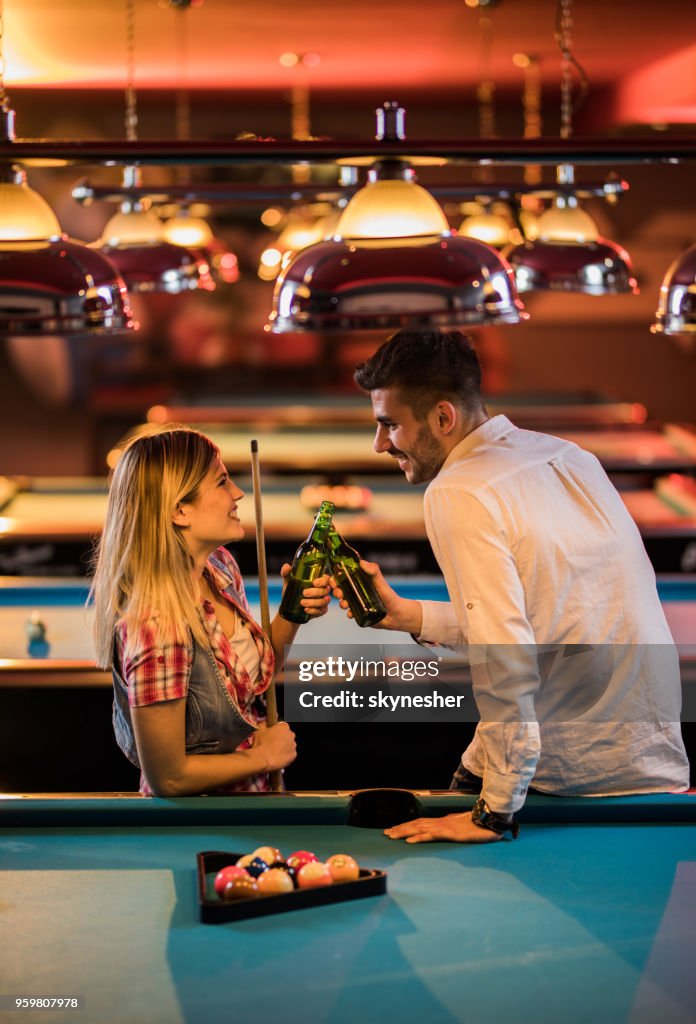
(471, 797, 520, 839)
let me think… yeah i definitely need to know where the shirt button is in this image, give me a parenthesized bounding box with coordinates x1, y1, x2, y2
(466, 602, 474, 610)
(157, 656, 165, 664)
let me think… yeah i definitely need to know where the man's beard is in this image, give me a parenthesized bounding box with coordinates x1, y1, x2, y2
(400, 424, 445, 484)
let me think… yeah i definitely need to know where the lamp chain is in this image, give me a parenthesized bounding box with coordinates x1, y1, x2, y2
(555, 0, 589, 140)
(558, 0, 573, 139)
(175, 5, 191, 142)
(0, 0, 8, 110)
(125, 0, 138, 141)
(476, 14, 495, 138)
(522, 56, 542, 185)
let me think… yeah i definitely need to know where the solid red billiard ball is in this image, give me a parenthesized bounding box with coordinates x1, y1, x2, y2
(257, 868, 295, 895)
(222, 876, 259, 900)
(297, 861, 333, 889)
(214, 864, 250, 897)
(287, 850, 318, 872)
(326, 854, 360, 882)
(252, 846, 282, 864)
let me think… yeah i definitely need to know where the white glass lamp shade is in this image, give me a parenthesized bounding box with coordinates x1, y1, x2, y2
(336, 179, 449, 240)
(536, 199, 599, 243)
(98, 208, 164, 246)
(276, 211, 329, 253)
(459, 211, 513, 247)
(162, 213, 214, 248)
(0, 181, 62, 242)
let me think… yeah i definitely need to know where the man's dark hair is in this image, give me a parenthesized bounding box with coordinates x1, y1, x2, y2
(354, 328, 483, 420)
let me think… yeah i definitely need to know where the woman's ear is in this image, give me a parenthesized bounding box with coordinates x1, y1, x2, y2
(172, 502, 189, 527)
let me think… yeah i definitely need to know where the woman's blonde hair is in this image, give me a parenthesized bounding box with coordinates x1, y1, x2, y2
(90, 425, 219, 667)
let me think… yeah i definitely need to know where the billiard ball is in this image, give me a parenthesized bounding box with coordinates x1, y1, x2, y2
(245, 856, 269, 879)
(235, 853, 258, 870)
(297, 861, 333, 889)
(326, 854, 360, 882)
(24, 612, 47, 642)
(257, 868, 295, 895)
(287, 850, 318, 872)
(269, 861, 297, 886)
(214, 864, 250, 897)
(222, 876, 259, 900)
(252, 846, 282, 864)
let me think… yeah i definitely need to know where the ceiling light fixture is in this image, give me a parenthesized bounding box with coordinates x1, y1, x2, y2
(161, 1, 218, 253)
(258, 53, 341, 282)
(504, 0, 638, 297)
(0, 1, 134, 337)
(267, 101, 526, 333)
(91, 0, 214, 294)
(651, 243, 696, 342)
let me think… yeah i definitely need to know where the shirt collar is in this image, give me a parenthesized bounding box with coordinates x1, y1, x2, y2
(440, 414, 516, 471)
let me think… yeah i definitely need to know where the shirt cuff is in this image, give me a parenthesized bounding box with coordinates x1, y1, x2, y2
(480, 766, 532, 815)
(417, 600, 465, 648)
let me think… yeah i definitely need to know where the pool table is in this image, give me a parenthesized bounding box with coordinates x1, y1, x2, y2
(1, 575, 695, 678)
(124, 420, 696, 476)
(1, 574, 694, 793)
(145, 392, 648, 429)
(1, 471, 696, 577)
(0, 791, 694, 1024)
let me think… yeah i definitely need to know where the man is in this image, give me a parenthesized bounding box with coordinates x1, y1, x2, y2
(343, 328, 690, 843)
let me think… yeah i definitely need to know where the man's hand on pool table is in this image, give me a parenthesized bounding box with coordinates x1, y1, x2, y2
(384, 812, 504, 844)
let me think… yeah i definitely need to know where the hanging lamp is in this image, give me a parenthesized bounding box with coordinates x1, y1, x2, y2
(459, 201, 517, 247)
(93, 171, 214, 294)
(267, 101, 526, 333)
(651, 243, 696, 337)
(161, 4, 219, 254)
(504, 165, 638, 296)
(91, 0, 214, 294)
(0, 90, 134, 336)
(505, 0, 637, 297)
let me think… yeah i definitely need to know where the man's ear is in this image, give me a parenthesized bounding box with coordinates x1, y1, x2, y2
(172, 502, 189, 527)
(433, 400, 458, 436)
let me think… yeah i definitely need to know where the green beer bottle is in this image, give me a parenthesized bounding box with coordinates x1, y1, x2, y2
(326, 526, 387, 627)
(278, 501, 335, 624)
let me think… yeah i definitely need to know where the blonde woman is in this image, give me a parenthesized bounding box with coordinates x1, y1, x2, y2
(90, 426, 330, 796)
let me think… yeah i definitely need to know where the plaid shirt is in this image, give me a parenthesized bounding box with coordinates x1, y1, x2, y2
(117, 547, 275, 794)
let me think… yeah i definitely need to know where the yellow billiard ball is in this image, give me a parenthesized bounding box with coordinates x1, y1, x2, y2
(257, 868, 295, 895)
(297, 861, 333, 889)
(252, 846, 282, 864)
(326, 854, 360, 882)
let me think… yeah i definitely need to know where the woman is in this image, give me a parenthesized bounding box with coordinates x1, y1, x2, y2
(90, 426, 331, 796)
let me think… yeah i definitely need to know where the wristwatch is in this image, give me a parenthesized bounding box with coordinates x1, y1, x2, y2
(471, 797, 520, 839)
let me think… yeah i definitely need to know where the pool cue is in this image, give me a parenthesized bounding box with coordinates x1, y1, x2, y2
(250, 439, 282, 792)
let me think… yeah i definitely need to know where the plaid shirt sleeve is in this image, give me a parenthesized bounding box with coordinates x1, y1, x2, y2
(118, 618, 193, 708)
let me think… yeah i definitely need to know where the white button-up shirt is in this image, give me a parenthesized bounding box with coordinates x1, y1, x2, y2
(418, 415, 690, 813)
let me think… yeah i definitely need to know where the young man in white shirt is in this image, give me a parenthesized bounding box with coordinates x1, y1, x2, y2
(343, 327, 690, 843)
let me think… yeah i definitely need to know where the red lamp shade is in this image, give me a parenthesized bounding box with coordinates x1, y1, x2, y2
(505, 238, 639, 296)
(267, 234, 527, 333)
(0, 239, 136, 336)
(652, 243, 696, 336)
(97, 241, 215, 294)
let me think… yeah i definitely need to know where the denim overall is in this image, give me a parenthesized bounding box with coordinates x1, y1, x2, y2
(112, 635, 256, 770)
